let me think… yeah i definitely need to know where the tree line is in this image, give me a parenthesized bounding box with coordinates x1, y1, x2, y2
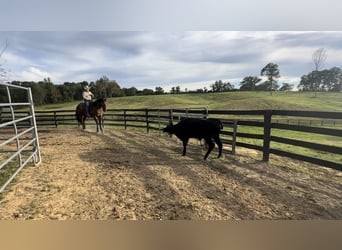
(0, 76, 165, 105)
(239, 63, 342, 92)
(233, 49, 341, 93)
(1, 64, 341, 106)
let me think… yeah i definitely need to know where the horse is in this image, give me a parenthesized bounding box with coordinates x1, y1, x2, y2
(75, 98, 107, 133)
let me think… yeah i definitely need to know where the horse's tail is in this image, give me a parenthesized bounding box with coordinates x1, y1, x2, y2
(75, 104, 82, 125)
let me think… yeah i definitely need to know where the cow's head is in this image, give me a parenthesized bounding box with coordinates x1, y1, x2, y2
(163, 122, 174, 134)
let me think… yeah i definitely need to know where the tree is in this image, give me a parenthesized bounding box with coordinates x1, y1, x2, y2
(155, 86, 164, 95)
(317, 67, 341, 92)
(40, 77, 60, 104)
(211, 80, 233, 92)
(123, 87, 138, 96)
(21, 81, 47, 105)
(175, 85, 181, 94)
(106, 80, 121, 97)
(141, 88, 154, 95)
(59, 82, 82, 102)
(256, 81, 279, 91)
(298, 67, 342, 92)
(298, 72, 316, 91)
(95, 76, 122, 97)
(328, 67, 342, 92)
(279, 83, 293, 91)
(170, 85, 181, 94)
(260, 62, 280, 95)
(240, 76, 262, 91)
(95, 76, 109, 98)
(312, 48, 327, 95)
(313, 48, 327, 72)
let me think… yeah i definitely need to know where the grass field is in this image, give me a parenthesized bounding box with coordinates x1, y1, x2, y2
(36, 91, 342, 112)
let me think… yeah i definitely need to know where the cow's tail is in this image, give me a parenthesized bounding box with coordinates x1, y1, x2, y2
(218, 120, 223, 130)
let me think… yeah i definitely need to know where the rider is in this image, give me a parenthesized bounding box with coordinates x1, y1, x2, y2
(82, 85, 94, 117)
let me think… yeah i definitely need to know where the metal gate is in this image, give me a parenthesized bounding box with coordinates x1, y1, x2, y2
(0, 83, 41, 193)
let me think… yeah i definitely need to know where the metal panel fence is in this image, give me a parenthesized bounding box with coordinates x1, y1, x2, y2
(0, 83, 41, 193)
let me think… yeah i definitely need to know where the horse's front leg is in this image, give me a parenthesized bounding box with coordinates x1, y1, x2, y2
(99, 117, 103, 133)
(94, 117, 99, 133)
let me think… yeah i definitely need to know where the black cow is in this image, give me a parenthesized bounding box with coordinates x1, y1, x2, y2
(163, 118, 223, 160)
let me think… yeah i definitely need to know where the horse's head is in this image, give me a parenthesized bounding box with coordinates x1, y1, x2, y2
(102, 98, 107, 112)
(96, 98, 107, 112)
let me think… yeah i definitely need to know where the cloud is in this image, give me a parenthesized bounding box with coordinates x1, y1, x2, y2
(19, 67, 53, 82)
(1, 31, 342, 91)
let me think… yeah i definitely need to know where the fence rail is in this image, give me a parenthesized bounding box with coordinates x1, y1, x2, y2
(1, 107, 341, 171)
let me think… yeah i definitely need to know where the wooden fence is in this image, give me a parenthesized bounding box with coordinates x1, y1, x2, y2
(1, 108, 341, 171)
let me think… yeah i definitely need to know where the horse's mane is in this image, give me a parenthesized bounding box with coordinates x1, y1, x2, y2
(93, 98, 107, 110)
(94, 98, 103, 103)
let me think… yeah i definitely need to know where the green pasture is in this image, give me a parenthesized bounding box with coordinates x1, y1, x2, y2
(230, 125, 342, 165)
(36, 91, 342, 112)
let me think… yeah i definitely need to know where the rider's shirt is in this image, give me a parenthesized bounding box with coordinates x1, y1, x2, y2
(83, 91, 93, 101)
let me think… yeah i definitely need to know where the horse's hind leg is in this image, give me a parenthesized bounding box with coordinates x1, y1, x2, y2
(82, 116, 86, 130)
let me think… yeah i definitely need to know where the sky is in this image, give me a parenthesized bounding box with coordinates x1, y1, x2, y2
(0, 1, 342, 91)
(1, 31, 342, 91)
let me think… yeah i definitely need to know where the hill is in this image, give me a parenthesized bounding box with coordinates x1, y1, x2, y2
(36, 91, 342, 112)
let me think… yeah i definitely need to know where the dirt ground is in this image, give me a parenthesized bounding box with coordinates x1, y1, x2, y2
(0, 127, 341, 220)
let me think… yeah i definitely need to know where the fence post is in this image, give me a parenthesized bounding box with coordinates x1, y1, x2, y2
(231, 120, 238, 155)
(124, 110, 127, 130)
(168, 109, 173, 138)
(28, 87, 41, 164)
(54, 111, 58, 127)
(168, 109, 173, 124)
(145, 109, 149, 133)
(263, 110, 272, 162)
(158, 110, 161, 135)
(202, 107, 208, 119)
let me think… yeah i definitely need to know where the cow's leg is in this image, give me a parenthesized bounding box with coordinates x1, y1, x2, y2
(182, 138, 189, 156)
(213, 135, 223, 158)
(203, 137, 215, 160)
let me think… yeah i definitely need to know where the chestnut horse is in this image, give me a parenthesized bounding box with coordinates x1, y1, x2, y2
(75, 98, 107, 133)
